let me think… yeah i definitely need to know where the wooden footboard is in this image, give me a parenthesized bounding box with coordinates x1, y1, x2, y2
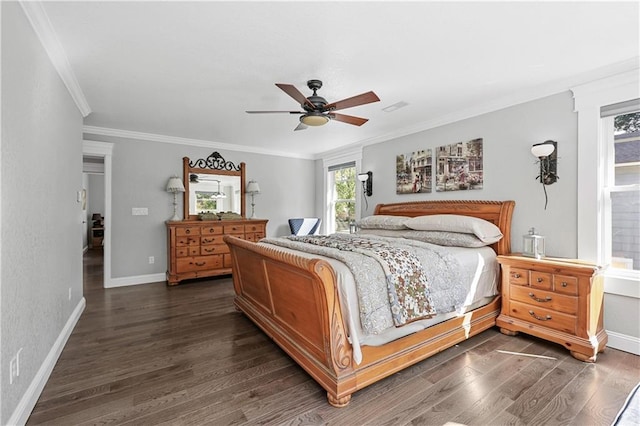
(225, 236, 357, 406)
(225, 200, 514, 406)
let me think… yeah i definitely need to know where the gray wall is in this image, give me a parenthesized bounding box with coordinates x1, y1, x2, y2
(80, 135, 316, 279)
(1, 3, 84, 423)
(357, 92, 578, 258)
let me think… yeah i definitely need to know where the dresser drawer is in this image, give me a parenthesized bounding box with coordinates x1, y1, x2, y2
(200, 235, 225, 245)
(176, 246, 199, 257)
(530, 271, 552, 290)
(176, 255, 223, 273)
(554, 274, 579, 295)
(509, 267, 529, 286)
(176, 227, 201, 237)
(509, 300, 576, 334)
(510, 285, 577, 315)
(245, 232, 265, 242)
(224, 224, 244, 234)
(200, 244, 229, 255)
(245, 224, 265, 233)
(201, 225, 223, 235)
(176, 236, 200, 246)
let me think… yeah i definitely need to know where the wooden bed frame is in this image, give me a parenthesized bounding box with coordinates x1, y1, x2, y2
(224, 200, 515, 406)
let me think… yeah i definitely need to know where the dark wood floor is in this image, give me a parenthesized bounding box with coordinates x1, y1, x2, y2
(27, 249, 639, 425)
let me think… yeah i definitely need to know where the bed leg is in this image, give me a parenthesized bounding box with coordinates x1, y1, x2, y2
(327, 392, 351, 407)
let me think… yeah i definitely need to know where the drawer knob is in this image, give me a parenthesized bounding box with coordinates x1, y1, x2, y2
(537, 277, 544, 283)
(561, 282, 568, 287)
(194, 262, 205, 266)
(528, 292, 552, 303)
(514, 273, 521, 278)
(185, 229, 190, 234)
(529, 310, 552, 321)
(209, 228, 215, 233)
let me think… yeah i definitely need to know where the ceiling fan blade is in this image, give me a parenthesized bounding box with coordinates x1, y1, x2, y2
(294, 122, 308, 131)
(245, 110, 303, 114)
(329, 113, 369, 126)
(323, 91, 380, 112)
(275, 84, 316, 110)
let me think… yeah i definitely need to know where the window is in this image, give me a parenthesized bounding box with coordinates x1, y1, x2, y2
(195, 191, 221, 213)
(328, 163, 356, 234)
(604, 110, 640, 271)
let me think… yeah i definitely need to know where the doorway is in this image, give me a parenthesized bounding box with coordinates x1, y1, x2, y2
(82, 140, 113, 288)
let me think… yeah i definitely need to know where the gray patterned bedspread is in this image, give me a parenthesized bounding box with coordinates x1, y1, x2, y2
(261, 233, 466, 335)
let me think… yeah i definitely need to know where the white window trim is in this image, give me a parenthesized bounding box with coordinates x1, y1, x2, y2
(322, 146, 363, 234)
(572, 69, 640, 292)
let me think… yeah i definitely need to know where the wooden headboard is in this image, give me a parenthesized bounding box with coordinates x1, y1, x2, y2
(374, 200, 515, 255)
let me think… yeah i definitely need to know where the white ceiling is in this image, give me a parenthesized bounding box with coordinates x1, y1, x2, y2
(39, 1, 639, 159)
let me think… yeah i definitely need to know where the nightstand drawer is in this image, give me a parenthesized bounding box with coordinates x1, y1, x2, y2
(510, 285, 577, 315)
(509, 267, 529, 285)
(554, 274, 578, 295)
(509, 300, 576, 334)
(530, 271, 552, 290)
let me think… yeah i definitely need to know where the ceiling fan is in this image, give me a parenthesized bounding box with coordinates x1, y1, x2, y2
(246, 79, 380, 131)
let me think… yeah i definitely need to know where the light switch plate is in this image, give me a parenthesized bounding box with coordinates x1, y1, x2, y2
(132, 208, 148, 216)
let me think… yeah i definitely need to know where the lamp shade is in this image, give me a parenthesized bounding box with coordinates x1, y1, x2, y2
(91, 213, 102, 221)
(300, 114, 329, 126)
(531, 143, 555, 158)
(246, 180, 261, 194)
(166, 176, 185, 193)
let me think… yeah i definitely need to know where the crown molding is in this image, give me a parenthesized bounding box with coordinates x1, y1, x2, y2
(19, 1, 91, 117)
(351, 57, 640, 150)
(82, 126, 315, 160)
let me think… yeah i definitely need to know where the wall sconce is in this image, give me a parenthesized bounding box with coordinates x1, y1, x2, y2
(166, 175, 185, 221)
(246, 180, 261, 218)
(357, 171, 373, 197)
(531, 140, 558, 209)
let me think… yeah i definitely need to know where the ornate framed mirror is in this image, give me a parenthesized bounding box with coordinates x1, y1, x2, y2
(182, 152, 246, 220)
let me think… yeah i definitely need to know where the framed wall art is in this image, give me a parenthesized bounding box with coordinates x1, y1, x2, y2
(396, 150, 432, 194)
(435, 138, 483, 192)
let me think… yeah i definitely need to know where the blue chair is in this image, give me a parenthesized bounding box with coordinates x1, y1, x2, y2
(288, 218, 321, 236)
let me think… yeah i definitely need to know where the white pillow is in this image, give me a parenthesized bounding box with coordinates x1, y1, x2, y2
(404, 214, 503, 243)
(356, 215, 409, 230)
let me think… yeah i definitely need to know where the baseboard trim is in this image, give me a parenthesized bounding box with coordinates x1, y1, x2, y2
(606, 330, 640, 356)
(105, 273, 166, 288)
(7, 297, 86, 426)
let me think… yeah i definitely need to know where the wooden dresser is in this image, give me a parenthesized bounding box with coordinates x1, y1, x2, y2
(166, 219, 267, 285)
(496, 255, 607, 362)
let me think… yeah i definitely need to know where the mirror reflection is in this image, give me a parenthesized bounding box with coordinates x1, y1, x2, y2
(188, 173, 242, 215)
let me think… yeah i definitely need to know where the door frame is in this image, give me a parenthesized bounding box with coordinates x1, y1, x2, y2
(82, 140, 113, 287)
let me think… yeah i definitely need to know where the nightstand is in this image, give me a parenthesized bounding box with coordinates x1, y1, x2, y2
(496, 255, 607, 362)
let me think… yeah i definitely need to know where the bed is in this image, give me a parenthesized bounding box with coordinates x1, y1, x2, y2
(224, 200, 515, 407)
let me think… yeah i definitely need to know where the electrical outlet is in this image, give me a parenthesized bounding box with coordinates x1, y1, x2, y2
(148, 256, 155, 264)
(132, 207, 148, 216)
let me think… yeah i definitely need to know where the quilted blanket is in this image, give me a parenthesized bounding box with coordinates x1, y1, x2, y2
(262, 233, 466, 335)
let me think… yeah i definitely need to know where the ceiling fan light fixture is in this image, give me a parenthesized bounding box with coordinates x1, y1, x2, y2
(300, 113, 329, 127)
